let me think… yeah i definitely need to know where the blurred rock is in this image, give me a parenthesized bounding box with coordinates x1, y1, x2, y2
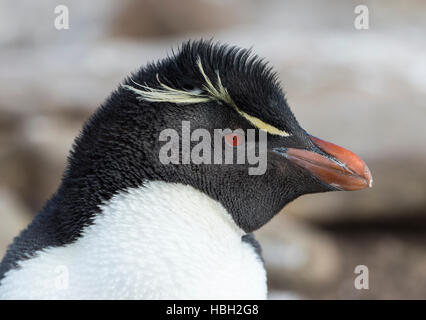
(317, 231, 426, 299)
(0, 110, 82, 212)
(111, 0, 238, 39)
(268, 290, 301, 300)
(16, 115, 82, 211)
(256, 216, 341, 290)
(285, 157, 426, 225)
(0, 188, 31, 258)
(0, 0, 119, 46)
(0, 113, 37, 210)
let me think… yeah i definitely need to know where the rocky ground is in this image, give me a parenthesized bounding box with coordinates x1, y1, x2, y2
(1, 0, 425, 299)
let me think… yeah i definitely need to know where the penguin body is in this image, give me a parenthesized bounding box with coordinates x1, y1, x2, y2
(0, 182, 266, 299)
(0, 41, 372, 299)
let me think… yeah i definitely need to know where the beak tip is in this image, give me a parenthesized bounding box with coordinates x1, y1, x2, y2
(363, 165, 373, 189)
(367, 175, 373, 189)
(307, 135, 373, 192)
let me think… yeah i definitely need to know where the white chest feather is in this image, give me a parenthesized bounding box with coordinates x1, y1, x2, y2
(0, 181, 267, 299)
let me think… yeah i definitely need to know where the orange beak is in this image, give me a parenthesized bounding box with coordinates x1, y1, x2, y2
(284, 136, 373, 191)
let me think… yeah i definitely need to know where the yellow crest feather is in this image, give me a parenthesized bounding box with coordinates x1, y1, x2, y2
(124, 57, 290, 137)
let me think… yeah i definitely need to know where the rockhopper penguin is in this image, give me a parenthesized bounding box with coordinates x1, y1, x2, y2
(0, 41, 372, 299)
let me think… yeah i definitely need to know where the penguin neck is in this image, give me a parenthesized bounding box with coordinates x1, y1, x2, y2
(86, 180, 265, 299)
(98, 180, 245, 241)
(0, 182, 266, 299)
(0, 181, 267, 299)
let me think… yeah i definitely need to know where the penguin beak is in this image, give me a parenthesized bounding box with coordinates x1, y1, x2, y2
(276, 135, 373, 191)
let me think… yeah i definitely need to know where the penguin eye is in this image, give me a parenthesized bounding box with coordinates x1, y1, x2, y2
(225, 133, 245, 147)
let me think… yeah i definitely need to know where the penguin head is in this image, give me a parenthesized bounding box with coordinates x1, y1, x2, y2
(68, 41, 372, 234)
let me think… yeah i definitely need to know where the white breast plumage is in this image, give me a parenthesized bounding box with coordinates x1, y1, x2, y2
(0, 181, 266, 299)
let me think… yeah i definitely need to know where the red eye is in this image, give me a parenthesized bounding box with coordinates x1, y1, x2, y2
(225, 133, 244, 147)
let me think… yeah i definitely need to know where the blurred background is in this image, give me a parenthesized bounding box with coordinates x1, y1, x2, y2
(1, 0, 425, 299)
